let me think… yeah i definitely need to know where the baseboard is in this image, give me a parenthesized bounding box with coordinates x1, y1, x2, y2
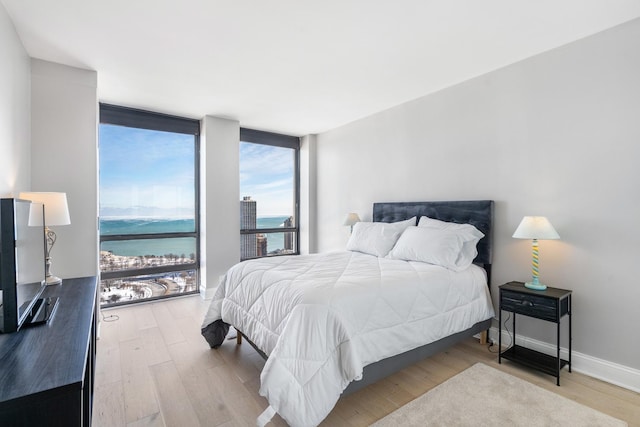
(199, 284, 216, 300)
(489, 327, 640, 393)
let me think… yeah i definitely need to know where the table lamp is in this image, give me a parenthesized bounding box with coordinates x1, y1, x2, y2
(343, 213, 361, 233)
(512, 216, 559, 291)
(19, 192, 71, 285)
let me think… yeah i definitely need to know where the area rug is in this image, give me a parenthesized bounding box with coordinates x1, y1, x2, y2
(371, 363, 627, 426)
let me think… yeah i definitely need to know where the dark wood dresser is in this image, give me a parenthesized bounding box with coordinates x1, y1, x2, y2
(0, 276, 97, 426)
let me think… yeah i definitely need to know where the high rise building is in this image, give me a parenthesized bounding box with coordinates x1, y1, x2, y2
(240, 196, 257, 259)
(257, 234, 268, 257)
(284, 216, 294, 252)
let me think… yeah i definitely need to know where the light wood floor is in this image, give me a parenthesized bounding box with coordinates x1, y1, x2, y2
(92, 295, 640, 427)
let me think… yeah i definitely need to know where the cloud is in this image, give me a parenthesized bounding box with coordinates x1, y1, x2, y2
(99, 126, 295, 218)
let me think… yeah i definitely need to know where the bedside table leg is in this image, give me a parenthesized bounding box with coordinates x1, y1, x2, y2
(569, 294, 572, 373)
(557, 320, 561, 386)
(498, 308, 502, 364)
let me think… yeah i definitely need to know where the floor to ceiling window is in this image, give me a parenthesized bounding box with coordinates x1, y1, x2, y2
(98, 104, 200, 307)
(239, 128, 299, 261)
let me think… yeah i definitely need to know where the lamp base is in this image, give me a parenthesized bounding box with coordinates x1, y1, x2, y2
(44, 256, 62, 285)
(45, 275, 62, 286)
(524, 281, 547, 291)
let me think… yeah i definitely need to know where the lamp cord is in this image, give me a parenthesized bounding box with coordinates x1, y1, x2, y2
(100, 311, 119, 322)
(487, 312, 513, 354)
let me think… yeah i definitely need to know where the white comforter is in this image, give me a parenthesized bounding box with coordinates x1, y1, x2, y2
(202, 251, 494, 426)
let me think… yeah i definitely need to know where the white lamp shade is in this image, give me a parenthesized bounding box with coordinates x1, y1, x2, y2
(343, 213, 361, 226)
(19, 192, 71, 226)
(512, 216, 559, 240)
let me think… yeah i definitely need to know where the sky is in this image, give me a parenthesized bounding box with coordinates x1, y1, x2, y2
(99, 124, 196, 218)
(239, 141, 294, 217)
(99, 124, 294, 218)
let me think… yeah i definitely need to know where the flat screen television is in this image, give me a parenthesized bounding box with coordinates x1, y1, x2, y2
(0, 198, 47, 333)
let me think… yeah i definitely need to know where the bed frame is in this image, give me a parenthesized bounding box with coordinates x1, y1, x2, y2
(236, 200, 494, 396)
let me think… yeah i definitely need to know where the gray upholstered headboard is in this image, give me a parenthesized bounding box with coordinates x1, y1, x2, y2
(373, 200, 494, 280)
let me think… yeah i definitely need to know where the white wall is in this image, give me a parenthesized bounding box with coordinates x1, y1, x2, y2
(1, 5, 98, 283)
(316, 18, 640, 374)
(0, 4, 31, 196)
(200, 116, 240, 297)
(30, 59, 98, 279)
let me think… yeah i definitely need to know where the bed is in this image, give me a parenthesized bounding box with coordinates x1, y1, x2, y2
(201, 200, 495, 426)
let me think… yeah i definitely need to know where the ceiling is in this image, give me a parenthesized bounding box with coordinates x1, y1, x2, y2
(3, 1, 640, 136)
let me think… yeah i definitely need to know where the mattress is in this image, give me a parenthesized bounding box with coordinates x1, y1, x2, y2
(201, 251, 495, 426)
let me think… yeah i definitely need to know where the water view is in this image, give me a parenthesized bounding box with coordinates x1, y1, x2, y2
(99, 216, 292, 306)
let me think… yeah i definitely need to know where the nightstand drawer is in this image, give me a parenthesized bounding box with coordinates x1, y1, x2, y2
(501, 290, 557, 321)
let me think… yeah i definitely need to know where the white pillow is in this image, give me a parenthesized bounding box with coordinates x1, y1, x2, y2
(346, 217, 416, 257)
(386, 226, 466, 269)
(418, 215, 483, 233)
(417, 216, 484, 269)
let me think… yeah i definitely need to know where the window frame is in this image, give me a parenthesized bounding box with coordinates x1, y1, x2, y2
(239, 128, 300, 260)
(98, 103, 201, 305)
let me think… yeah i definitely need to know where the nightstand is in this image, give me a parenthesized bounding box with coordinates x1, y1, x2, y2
(498, 281, 572, 385)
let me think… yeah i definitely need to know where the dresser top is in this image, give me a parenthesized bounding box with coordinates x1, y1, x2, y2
(0, 276, 97, 405)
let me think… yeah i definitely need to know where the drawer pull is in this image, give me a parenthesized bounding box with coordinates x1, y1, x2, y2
(519, 300, 534, 307)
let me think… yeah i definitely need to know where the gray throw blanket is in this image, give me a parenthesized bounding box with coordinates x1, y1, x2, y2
(201, 319, 229, 348)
